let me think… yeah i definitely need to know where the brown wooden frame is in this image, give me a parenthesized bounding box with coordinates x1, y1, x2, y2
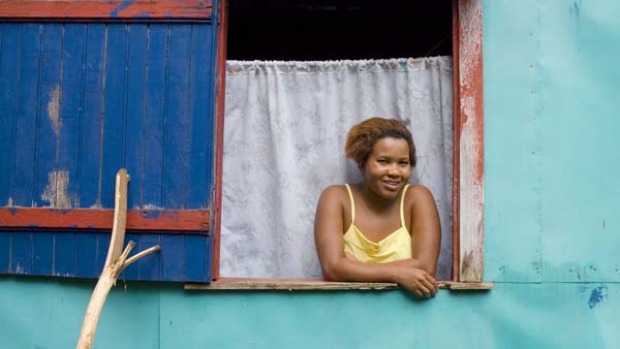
(452, 0, 485, 283)
(208, 0, 486, 287)
(0, 0, 212, 20)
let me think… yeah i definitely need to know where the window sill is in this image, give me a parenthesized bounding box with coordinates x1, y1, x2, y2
(185, 278, 493, 291)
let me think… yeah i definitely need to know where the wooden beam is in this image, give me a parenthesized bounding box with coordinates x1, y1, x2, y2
(187, 278, 401, 291)
(0, 208, 209, 232)
(210, 0, 228, 280)
(0, 0, 212, 20)
(455, 0, 485, 282)
(185, 279, 494, 291)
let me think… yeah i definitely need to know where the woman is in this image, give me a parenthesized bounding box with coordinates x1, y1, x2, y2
(314, 117, 441, 298)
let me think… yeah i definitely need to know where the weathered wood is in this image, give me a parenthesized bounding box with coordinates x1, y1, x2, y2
(77, 170, 160, 349)
(454, 0, 485, 282)
(0, 208, 210, 232)
(185, 279, 493, 291)
(210, 0, 228, 281)
(0, 0, 212, 20)
(104, 170, 129, 266)
(441, 281, 493, 291)
(186, 279, 400, 291)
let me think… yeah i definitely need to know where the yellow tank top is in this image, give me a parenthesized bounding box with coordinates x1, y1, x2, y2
(343, 184, 412, 263)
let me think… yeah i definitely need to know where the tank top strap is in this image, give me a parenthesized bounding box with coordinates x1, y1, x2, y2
(344, 184, 355, 222)
(400, 184, 410, 228)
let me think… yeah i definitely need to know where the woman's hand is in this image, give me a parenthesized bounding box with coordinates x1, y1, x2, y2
(390, 259, 438, 298)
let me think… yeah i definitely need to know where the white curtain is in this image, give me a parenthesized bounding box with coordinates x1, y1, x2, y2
(221, 57, 453, 280)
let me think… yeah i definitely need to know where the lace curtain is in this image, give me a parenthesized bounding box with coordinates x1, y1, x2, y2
(221, 57, 453, 279)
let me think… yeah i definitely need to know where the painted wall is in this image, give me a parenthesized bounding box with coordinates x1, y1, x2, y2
(2, 0, 620, 347)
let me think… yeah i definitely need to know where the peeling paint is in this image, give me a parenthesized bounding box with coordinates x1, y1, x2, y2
(457, 0, 485, 283)
(461, 249, 482, 281)
(588, 286, 607, 309)
(47, 85, 61, 138)
(141, 204, 165, 210)
(111, 0, 133, 17)
(141, 210, 162, 219)
(41, 170, 72, 209)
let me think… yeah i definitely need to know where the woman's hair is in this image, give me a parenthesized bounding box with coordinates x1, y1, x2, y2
(345, 117, 416, 167)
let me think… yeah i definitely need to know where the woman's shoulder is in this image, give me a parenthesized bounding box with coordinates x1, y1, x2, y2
(318, 184, 351, 205)
(320, 184, 349, 198)
(404, 184, 436, 206)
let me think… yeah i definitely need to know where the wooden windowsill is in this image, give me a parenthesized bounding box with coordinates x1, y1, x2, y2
(185, 278, 493, 291)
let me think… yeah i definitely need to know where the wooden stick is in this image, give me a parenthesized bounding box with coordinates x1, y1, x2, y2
(77, 169, 161, 349)
(104, 169, 130, 267)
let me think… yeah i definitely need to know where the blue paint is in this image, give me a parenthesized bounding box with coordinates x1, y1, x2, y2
(100, 24, 128, 208)
(134, 234, 161, 280)
(53, 233, 76, 276)
(124, 24, 148, 209)
(164, 25, 192, 209)
(162, 235, 185, 281)
(95, 233, 108, 275)
(11, 24, 41, 206)
(0, 24, 20, 206)
(58, 24, 86, 208)
(8, 207, 17, 215)
(2, 230, 210, 282)
(187, 24, 215, 209)
(75, 233, 99, 277)
(79, 24, 106, 208)
(10, 233, 33, 274)
(588, 286, 607, 309)
(35, 24, 63, 208)
(142, 24, 168, 208)
(185, 234, 212, 281)
(2, 21, 215, 282)
(32, 232, 54, 275)
(0, 233, 10, 273)
(110, 1, 133, 18)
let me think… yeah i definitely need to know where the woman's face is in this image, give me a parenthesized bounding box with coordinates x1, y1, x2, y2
(361, 137, 412, 200)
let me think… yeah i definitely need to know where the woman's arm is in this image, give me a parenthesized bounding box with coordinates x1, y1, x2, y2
(314, 186, 438, 297)
(406, 185, 441, 276)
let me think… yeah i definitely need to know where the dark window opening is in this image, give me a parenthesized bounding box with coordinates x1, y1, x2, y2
(227, 0, 453, 61)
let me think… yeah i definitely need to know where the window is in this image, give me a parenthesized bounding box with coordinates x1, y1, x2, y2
(0, 0, 485, 287)
(208, 0, 486, 286)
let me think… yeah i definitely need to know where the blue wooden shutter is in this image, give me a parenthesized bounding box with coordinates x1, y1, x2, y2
(0, 1, 219, 283)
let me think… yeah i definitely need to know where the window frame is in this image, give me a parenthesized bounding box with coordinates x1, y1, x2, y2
(208, 0, 486, 288)
(0, 0, 486, 288)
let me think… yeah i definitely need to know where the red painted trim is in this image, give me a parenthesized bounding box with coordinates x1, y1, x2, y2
(455, 0, 484, 282)
(0, 208, 210, 232)
(451, 0, 462, 282)
(210, 0, 228, 280)
(0, 0, 212, 20)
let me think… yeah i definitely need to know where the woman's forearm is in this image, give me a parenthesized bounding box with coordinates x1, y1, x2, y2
(322, 257, 423, 284)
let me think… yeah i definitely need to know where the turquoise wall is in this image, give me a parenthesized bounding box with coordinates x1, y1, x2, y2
(2, 0, 620, 347)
